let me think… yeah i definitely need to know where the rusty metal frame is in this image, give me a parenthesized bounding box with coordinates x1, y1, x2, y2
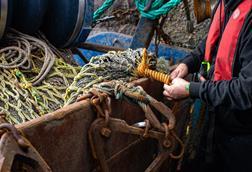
(83, 80, 185, 172)
(13, 79, 164, 171)
(89, 117, 179, 172)
(0, 123, 51, 171)
(9, 78, 190, 171)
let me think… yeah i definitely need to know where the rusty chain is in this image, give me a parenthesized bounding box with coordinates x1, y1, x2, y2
(79, 80, 184, 172)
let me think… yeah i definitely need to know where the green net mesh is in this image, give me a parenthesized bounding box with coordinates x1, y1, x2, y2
(64, 49, 158, 105)
(0, 30, 80, 124)
(0, 30, 172, 124)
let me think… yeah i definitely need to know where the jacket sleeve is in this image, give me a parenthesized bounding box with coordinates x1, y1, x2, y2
(189, 22, 252, 111)
(181, 38, 206, 74)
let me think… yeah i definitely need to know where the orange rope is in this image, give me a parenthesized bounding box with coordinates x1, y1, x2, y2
(137, 48, 171, 84)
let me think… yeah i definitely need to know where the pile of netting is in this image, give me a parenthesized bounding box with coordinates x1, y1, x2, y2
(0, 29, 173, 124)
(64, 49, 159, 105)
(0, 29, 80, 124)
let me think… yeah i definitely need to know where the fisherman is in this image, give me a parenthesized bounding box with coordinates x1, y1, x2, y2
(163, 0, 252, 171)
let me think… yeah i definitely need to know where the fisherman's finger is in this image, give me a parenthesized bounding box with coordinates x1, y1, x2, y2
(163, 84, 172, 91)
(163, 90, 173, 100)
(170, 70, 179, 80)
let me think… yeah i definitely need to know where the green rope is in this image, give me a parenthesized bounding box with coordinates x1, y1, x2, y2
(93, 0, 181, 21)
(93, 0, 115, 21)
(134, 0, 182, 20)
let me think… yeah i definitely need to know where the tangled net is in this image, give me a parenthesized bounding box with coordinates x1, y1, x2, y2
(0, 29, 173, 124)
(64, 49, 158, 105)
(0, 30, 80, 124)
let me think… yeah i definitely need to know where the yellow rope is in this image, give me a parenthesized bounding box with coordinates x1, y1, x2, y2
(137, 48, 171, 84)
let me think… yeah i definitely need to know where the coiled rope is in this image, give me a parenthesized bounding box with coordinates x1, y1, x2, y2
(1, 29, 56, 86)
(0, 30, 80, 124)
(137, 48, 171, 84)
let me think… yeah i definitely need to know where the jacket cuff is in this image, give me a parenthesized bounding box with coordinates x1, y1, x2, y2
(181, 56, 195, 74)
(189, 82, 201, 98)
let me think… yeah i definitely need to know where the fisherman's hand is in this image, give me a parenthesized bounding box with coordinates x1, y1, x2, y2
(163, 78, 190, 100)
(170, 63, 188, 80)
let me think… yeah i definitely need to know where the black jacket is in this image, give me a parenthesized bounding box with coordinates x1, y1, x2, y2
(183, 0, 252, 134)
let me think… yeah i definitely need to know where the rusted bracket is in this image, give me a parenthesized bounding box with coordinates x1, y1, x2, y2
(89, 117, 184, 172)
(83, 86, 184, 171)
(147, 97, 176, 130)
(0, 123, 51, 172)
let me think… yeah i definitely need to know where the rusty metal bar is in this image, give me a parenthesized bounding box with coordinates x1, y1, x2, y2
(71, 48, 90, 63)
(78, 42, 125, 53)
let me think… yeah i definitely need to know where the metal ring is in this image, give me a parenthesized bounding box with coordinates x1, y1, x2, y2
(0, 0, 8, 39)
(63, 0, 85, 47)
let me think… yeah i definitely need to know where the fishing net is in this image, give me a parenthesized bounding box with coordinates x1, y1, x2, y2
(0, 29, 80, 124)
(0, 29, 173, 124)
(64, 49, 159, 105)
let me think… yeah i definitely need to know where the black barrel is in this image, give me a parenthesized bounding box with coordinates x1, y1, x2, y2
(0, 0, 12, 39)
(12, 0, 48, 34)
(42, 0, 94, 48)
